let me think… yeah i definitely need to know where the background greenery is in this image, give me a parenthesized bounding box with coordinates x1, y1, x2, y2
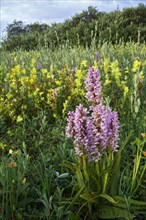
(1, 4, 146, 51)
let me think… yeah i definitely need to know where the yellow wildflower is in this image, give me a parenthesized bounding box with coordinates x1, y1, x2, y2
(31, 68, 36, 75)
(138, 71, 144, 80)
(103, 58, 110, 74)
(15, 65, 20, 71)
(17, 115, 23, 123)
(22, 177, 27, 185)
(9, 149, 13, 155)
(80, 60, 87, 67)
(124, 86, 129, 94)
(75, 69, 82, 78)
(132, 60, 141, 72)
(141, 133, 146, 139)
(39, 91, 44, 96)
(47, 72, 54, 79)
(55, 80, 61, 86)
(31, 58, 36, 65)
(104, 79, 111, 86)
(22, 69, 26, 74)
(41, 69, 48, 74)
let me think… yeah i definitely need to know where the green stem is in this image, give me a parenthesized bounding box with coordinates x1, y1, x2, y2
(102, 150, 113, 194)
(76, 157, 85, 189)
(95, 161, 100, 178)
(82, 154, 89, 182)
(102, 154, 107, 194)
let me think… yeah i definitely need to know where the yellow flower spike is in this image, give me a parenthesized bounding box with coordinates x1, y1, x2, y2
(6, 93, 13, 99)
(11, 67, 16, 73)
(132, 60, 141, 72)
(55, 80, 61, 86)
(31, 58, 36, 65)
(36, 88, 40, 92)
(75, 69, 82, 78)
(9, 149, 13, 155)
(29, 74, 37, 84)
(22, 69, 26, 74)
(103, 58, 110, 74)
(104, 79, 111, 86)
(48, 89, 52, 93)
(124, 86, 129, 94)
(22, 177, 26, 185)
(41, 69, 48, 74)
(47, 72, 54, 79)
(125, 66, 129, 74)
(141, 133, 146, 139)
(15, 65, 20, 71)
(0, 143, 7, 150)
(92, 65, 96, 69)
(138, 71, 144, 80)
(39, 92, 44, 96)
(31, 68, 36, 75)
(17, 116, 23, 123)
(80, 60, 87, 67)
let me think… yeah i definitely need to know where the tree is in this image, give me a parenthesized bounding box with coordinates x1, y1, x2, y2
(6, 20, 26, 38)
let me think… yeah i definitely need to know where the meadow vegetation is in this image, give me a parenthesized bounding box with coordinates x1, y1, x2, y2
(0, 5, 146, 220)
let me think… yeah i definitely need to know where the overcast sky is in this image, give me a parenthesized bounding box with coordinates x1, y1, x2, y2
(1, 0, 146, 39)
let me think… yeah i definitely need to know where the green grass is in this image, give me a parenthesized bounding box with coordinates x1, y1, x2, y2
(0, 42, 146, 219)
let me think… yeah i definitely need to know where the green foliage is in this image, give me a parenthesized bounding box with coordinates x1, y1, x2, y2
(62, 137, 146, 219)
(0, 143, 30, 219)
(0, 41, 146, 219)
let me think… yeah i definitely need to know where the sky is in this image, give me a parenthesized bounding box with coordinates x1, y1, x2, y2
(1, 0, 146, 39)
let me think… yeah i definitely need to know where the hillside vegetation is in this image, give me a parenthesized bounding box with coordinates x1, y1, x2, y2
(1, 4, 146, 51)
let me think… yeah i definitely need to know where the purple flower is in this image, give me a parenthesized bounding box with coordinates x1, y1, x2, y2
(66, 111, 75, 138)
(105, 106, 119, 151)
(71, 67, 76, 76)
(73, 104, 88, 156)
(85, 67, 102, 104)
(96, 52, 100, 61)
(66, 68, 120, 162)
(66, 104, 89, 156)
(84, 118, 102, 162)
(90, 104, 108, 150)
(36, 62, 42, 70)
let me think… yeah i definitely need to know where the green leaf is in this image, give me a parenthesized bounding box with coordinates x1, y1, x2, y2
(17, 183, 29, 197)
(98, 205, 131, 219)
(68, 211, 80, 220)
(61, 162, 76, 173)
(135, 105, 139, 113)
(99, 194, 118, 204)
(110, 131, 133, 195)
(76, 166, 85, 190)
(80, 192, 99, 203)
(113, 196, 146, 211)
(68, 185, 86, 208)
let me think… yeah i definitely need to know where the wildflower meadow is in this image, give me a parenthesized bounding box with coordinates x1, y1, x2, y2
(0, 41, 146, 219)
